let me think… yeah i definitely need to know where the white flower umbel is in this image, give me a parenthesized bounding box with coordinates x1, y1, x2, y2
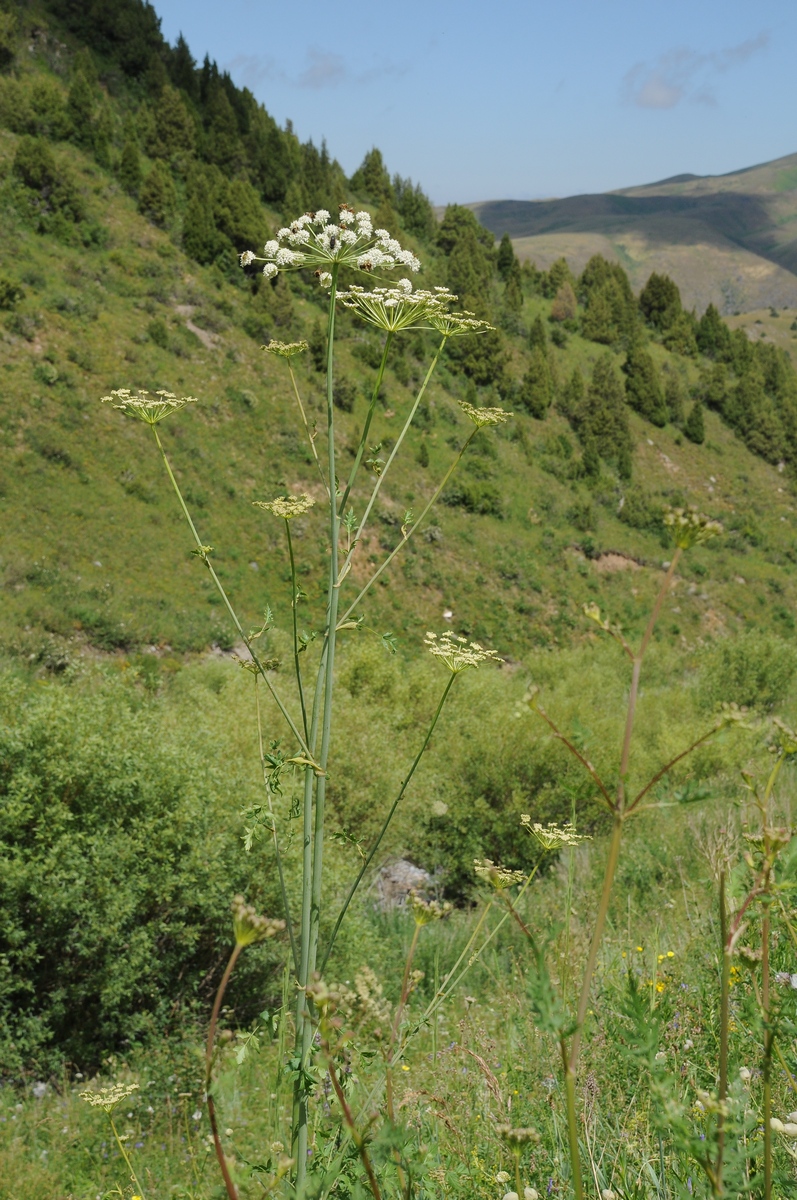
(663, 505, 723, 549)
(101, 389, 198, 425)
(428, 310, 494, 338)
(457, 399, 512, 428)
(337, 283, 456, 332)
(240, 204, 421, 282)
(520, 816, 590, 851)
(425, 630, 501, 673)
(263, 340, 309, 359)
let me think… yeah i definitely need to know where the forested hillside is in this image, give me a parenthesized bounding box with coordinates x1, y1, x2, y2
(1, 0, 797, 669)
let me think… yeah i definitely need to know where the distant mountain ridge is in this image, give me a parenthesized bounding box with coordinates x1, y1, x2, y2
(470, 152, 797, 314)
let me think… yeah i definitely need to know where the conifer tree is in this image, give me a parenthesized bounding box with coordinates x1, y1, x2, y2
(182, 190, 217, 262)
(696, 303, 732, 358)
(639, 272, 682, 330)
(503, 260, 523, 315)
(663, 372, 685, 423)
(684, 401, 705, 444)
(529, 314, 547, 352)
(662, 311, 698, 356)
(67, 72, 94, 149)
(582, 436, 600, 478)
(118, 139, 142, 194)
(350, 147, 393, 202)
(572, 352, 633, 476)
(559, 366, 585, 418)
(204, 85, 242, 172)
(580, 289, 616, 344)
(417, 439, 430, 468)
(519, 347, 553, 419)
(551, 282, 577, 322)
(623, 343, 667, 426)
(138, 161, 177, 226)
(496, 233, 516, 281)
(150, 84, 196, 160)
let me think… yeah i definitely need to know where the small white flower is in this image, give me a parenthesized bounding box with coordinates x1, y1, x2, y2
(314, 209, 330, 224)
(601, 1191, 616, 1200)
(788, 1111, 797, 1122)
(495, 1172, 510, 1184)
(339, 208, 355, 225)
(264, 239, 279, 254)
(263, 263, 278, 278)
(784, 1122, 797, 1137)
(739, 1066, 751, 1082)
(683, 1039, 694, 1051)
(502, 1193, 519, 1200)
(770, 1118, 785, 1133)
(239, 250, 255, 266)
(192, 1109, 202, 1121)
(524, 1191, 539, 1200)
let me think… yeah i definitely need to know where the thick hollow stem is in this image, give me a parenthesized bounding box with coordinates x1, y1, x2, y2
(205, 943, 243, 1200)
(320, 674, 456, 972)
(339, 429, 478, 625)
(339, 332, 393, 513)
(151, 427, 312, 760)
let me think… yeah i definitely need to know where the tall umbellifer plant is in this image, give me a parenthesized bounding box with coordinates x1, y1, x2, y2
(100, 204, 508, 1197)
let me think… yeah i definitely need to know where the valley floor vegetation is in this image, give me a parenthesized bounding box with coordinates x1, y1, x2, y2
(3, 5, 797, 1200)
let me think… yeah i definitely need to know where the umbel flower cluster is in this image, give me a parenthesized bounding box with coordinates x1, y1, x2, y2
(79, 1082, 139, 1112)
(101, 389, 198, 425)
(231, 894, 285, 948)
(425, 630, 502, 673)
(240, 205, 420, 285)
(663, 505, 723, 549)
(520, 816, 590, 850)
(254, 493, 315, 519)
(337, 280, 456, 332)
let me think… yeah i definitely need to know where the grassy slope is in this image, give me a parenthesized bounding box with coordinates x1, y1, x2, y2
(471, 151, 797, 314)
(2, 122, 797, 671)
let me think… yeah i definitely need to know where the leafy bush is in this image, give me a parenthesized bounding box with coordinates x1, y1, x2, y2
(0, 669, 281, 1076)
(698, 630, 797, 712)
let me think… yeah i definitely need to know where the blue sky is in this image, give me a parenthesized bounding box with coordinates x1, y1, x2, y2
(153, 0, 797, 204)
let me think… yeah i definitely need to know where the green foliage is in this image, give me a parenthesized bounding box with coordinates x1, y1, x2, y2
(66, 71, 94, 150)
(12, 136, 85, 229)
(148, 83, 196, 160)
(0, 9, 16, 70)
(698, 630, 797, 711)
(393, 175, 436, 239)
(138, 161, 177, 227)
(496, 233, 516, 282)
(639, 271, 682, 330)
(579, 254, 639, 344)
(663, 370, 685, 423)
(518, 346, 553, 419)
(572, 352, 633, 477)
(528, 313, 547, 352)
(683, 400, 705, 444)
(0, 275, 23, 310)
(117, 137, 142, 194)
(350, 146, 393, 202)
(0, 669, 280, 1073)
(623, 342, 667, 427)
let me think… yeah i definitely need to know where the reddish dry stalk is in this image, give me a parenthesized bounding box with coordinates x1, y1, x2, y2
(205, 943, 243, 1200)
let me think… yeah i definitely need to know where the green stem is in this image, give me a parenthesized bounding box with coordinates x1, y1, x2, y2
(205, 943, 243, 1200)
(763, 890, 772, 1200)
(561, 1040, 584, 1200)
(716, 872, 729, 1197)
(151, 426, 312, 762)
(295, 264, 340, 1193)
(286, 520, 309, 742)
(339, 333, 446, 573)
(339, 332, 393, 514)
(254, 678, 297, 973)
(287, 360, 329, 500)
(320, 674, 457, 973)
(338, 428, 478, 626)
(108, 1113, 148, 1200)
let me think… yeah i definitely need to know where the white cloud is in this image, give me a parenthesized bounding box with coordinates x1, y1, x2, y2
(624, 31, 769, 110)
(297, 48, 346, 89)
(226, 48, 408, 93)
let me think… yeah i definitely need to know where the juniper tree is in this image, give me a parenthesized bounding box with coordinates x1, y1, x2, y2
(663, 371, 685, 423)
(684, 401, 705, 444)
(519, 346, 553, 418)
(639, 272, 682, 330)
(496, 233, 516, 281)
(573, 352, 633, 477)
(623, 343, 667, 426)
(529, 314, 547, 352)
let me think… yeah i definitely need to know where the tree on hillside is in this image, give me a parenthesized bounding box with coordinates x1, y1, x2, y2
(503, 260, 524, 316)
(551, 282, 577, 322)
(170, 33, 199, 100)
(529, 314, 547, 352)
(203, 83, 242, 173)
(66, 71, 95, 150)
(725, 369, 784, 462)
(350, 147, 393, 202)
(623, 343, 667, 426)
(558, 366, 585, 419)
(662, 311, 698, 356)
(541, 257, 576, 299)
(696, 303, 732, 358)
(118, 138, 142, 194)
(497, 233, 516, 281)
(572, 352, 633, 478)
(138, 161, 177, 226)
(696, 362, 729, 412)
(149, 84, 196, 160)
(579, 255, 638, 344)
(519, 347, 554, 418)
(639, 272, 682, 330)
(663, 371, 685, 423)
(393, 176, 436, 240)
(684, 401, 705, 444)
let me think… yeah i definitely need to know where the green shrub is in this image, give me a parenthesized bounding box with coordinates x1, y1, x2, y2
(0, 670, 280, 1075)
(698, 630, 797, 711)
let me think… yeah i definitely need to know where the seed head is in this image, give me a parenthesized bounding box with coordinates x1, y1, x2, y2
(663, 505, 723, 549)
(424, 630, 502, 673)
(100, 388, 198, 425)
(253, 494, 315, 519)
(231, 895, 285, 947)
(427, 310, 494, 338)
(495, 1124, 540, 1149)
